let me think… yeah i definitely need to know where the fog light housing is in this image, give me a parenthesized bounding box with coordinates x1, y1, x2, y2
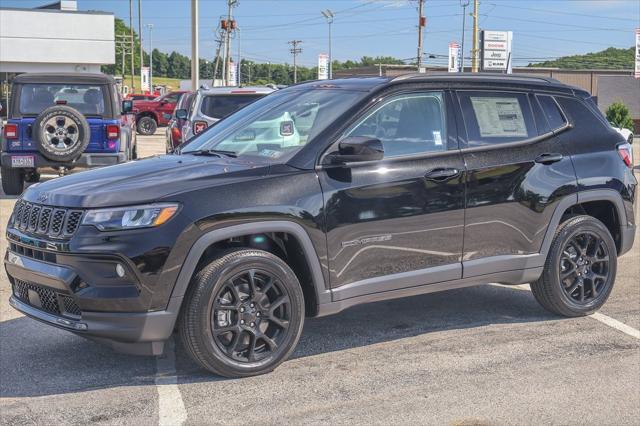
(115, 263, 126, 278)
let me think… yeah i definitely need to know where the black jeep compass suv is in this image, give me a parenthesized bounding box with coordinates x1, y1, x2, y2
(5, 74, 636, 377)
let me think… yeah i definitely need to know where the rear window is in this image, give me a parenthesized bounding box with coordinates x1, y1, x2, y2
(458, 91, 536, 146)
(200, 94, 264, 120)
(19, 83, 107, 116)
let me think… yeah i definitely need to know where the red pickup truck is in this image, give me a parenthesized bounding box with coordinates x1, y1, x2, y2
(133, 91, 188, 135)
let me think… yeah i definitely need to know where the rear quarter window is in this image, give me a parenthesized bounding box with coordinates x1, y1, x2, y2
(554, 96, 613, 141)
(536, 95, 567, 132)
(458, 91, 537, 146)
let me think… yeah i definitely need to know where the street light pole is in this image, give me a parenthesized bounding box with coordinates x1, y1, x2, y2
(191, 0, 199, 90)
(146, 24, 154, 92)
(321, 9, 334, 79)
(460, 0, 469, 72)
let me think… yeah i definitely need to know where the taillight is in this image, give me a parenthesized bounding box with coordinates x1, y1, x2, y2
(106, 124, 120, 140)
(171, 126, 181, 141)
(3, 123, 18, 140)
(193, 121, 207, 135)
(617, 143, 633, 168)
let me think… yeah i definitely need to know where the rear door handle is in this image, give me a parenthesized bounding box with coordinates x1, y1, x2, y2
(535, 153, 563, 165)
(424, 167, 460, 181)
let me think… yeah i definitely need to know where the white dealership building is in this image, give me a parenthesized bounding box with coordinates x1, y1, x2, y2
(0, 0, 114, 74)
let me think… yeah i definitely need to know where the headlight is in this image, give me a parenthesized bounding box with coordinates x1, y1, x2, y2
(82, 203, 179, 231)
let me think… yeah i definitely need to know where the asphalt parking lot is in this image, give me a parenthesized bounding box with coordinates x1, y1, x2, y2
(0, 133, 638, 425)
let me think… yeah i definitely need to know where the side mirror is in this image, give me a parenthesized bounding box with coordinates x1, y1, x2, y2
(122, 100, 133, 114)
(175, 109, 188, 119)
(162, 113, 172, 120)
(325, 136, 384, 164)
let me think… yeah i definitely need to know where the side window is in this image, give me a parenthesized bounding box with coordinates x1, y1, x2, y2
(347, 92, 447, 158)
(164, 93, 180, 103)
(458, 91, 536, 146)
(537, 95, 567, 131)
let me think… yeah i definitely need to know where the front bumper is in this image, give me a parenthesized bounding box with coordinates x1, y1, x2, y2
(4, 248, 181, 356)
(1, 152, 127, 169)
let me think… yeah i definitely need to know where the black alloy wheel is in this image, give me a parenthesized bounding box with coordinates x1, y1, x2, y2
(531, 215, 617, 317)
(559, 231, 610, 304)
(179, 249, 305, 377)
(211, 269, 292, 363)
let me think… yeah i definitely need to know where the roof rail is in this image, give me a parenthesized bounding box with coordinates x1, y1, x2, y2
(390, 72, 564, 86)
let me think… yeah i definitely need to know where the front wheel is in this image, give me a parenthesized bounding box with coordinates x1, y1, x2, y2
(531, 215, 617, 317)
(179, 249, 305, 377)
(137, 116, 157, 135)
(1, 167, 24, 195)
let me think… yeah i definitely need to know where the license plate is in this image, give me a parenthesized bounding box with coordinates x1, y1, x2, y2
(10, 155, 35, 168)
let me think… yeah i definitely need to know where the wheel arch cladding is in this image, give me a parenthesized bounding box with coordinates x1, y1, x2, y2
(170, 222, 330, 317)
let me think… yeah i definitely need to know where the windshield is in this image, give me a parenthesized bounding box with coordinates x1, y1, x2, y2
(200, 94, 265, 120)
(19, 83, 107, 116)
(181, 88, 365, 162)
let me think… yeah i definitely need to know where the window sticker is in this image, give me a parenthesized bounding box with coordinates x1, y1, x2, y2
(433, 130, 443, 146)
(470, 97, 528, 137)
(280, 120, 294, 137)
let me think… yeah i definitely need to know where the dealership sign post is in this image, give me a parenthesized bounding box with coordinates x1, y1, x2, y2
(448, 42, 460, 73)
(318, 54, 329, 80)
(141, 67, 150, 93)
(635, 28, 639, 79)
(481, 30, 513, 73)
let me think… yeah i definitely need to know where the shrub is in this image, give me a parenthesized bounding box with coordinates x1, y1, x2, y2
(605, 101, 634, 131)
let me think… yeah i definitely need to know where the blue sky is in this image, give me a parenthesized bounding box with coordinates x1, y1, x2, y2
(4, 0, 640, 67)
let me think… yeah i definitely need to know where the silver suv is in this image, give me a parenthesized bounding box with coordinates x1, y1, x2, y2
(178, 86, 275, 142)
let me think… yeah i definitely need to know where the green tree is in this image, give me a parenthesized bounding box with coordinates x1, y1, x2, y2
(152, 49, 169, 76)
(606, 101, 634, 131)
(528, 47, 634, 70)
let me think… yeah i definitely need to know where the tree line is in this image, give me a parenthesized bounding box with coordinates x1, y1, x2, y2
(101, 19, 404, 85)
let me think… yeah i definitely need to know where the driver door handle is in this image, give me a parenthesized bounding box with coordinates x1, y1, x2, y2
(424, 167, 461, 182)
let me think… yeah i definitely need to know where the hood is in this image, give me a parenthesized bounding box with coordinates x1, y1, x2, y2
(22, 155, 270, 208)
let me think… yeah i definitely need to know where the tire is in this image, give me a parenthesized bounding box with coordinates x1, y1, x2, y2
(531, 215, 617, 317)
(33, 105, 90, 162)
(179, 249, 305, 377)
(137, 116, 157, 135)
(1, 167, 24, 195)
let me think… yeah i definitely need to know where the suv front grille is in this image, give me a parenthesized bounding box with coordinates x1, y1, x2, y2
(12, 279, 81, 319)
(11, 201, 83, 239)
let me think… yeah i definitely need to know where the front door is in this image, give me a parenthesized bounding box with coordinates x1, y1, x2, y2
(319, 90, 466, 300)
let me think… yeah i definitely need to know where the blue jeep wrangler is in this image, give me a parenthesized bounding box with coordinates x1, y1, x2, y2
(1, 73, 136, 195)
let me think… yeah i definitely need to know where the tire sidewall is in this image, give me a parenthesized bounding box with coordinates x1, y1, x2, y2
(33, 106, 90, 162)
(549, 217, 617, 314)
(191, 251, 305, 375)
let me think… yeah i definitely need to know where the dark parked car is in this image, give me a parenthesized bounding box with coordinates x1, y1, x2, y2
(164, 91, 194, 153)
(1, 73, 137, 195)
(5, 74, 636, 378)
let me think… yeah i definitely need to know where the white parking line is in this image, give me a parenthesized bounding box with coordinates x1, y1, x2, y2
(155, 337, 187, 426)
(489, 283, 640, 340)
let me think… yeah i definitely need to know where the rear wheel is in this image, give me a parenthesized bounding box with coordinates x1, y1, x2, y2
(137, 116, 157, 135)
(531, 215, 617, 317)
(1, 167, 24, 195)
(179, 249, 305, 377)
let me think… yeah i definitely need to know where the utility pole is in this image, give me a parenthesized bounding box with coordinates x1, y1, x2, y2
(460, 0, 469, 72)
(321, 9, 334, 79)
(222, 0, 238, 86)
(138, 0, 143, 91)
(471, 0, 479, 72)
(268, 61, 271, 82)
(288, 40, 302, 84)
(146, 24, 154, 92)
(213, 37, 223, 85)
(237, 27, 241, 86)
(416, 0, 425, 72)
(191, 0, 199, 90)
(129, 0, 135, 90)
(116, 34, 133, 80)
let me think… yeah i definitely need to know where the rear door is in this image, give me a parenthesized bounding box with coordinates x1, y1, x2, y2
(319, 89, 466, 299)
(455, 89, 578, 276)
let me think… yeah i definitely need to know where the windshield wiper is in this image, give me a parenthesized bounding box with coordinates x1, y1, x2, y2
(184, 149, 238, 158)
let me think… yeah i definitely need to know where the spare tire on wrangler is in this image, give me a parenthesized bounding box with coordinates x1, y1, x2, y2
(33, 105, 91, 162)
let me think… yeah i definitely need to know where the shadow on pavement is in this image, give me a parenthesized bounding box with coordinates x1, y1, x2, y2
(1, 284, 558, 397)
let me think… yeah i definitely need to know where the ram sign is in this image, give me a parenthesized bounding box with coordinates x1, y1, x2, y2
(481, 30, 513, 73)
